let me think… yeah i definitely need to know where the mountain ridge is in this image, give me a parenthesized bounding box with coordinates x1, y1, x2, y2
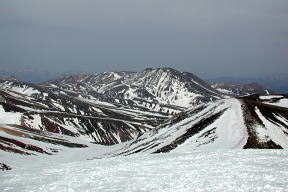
(105, 95, 288, 156)
(43, 68, 224, 108)
(0, 68, 283, 151)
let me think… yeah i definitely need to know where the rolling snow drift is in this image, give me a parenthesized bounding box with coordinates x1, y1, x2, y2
(1, 150, 288, 192)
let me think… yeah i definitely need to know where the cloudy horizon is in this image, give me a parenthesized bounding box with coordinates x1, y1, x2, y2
(1, 0, 288, 79)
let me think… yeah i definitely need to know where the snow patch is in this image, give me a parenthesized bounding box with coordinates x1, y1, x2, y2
(260, 95, 283, 100)
(0, 105, 22, 124)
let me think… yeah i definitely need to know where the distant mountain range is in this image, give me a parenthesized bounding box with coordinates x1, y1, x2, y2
(211, 82, 274, 96)
(1, 69, 287, 93)
(0, 68, 288, 165)
(42, 68, 224, 110)
(208, 76, 288, 93)
(0, 70, 60, 84)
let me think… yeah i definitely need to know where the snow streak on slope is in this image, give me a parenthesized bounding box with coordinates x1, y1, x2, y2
(0, 124, 89, 158)
(235, 94, 288, 149)
(254, 107, 288, 148)
(1, 150, 288, 192)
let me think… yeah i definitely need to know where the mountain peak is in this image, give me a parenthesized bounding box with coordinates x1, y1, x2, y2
(42, 68, 222, 109)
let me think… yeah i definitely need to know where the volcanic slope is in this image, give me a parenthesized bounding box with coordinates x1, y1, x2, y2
(107, 95, 288, 156)
(42, 68, 223, 113)
(0, 80, 167, 146)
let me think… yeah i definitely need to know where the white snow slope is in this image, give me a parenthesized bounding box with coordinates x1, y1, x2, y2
(260, 95, 288, 108)
(1, 150, 288, 192)
(96, 97, 288, 158)
(1, 97, 288, 191)
(113, 99, 248, 155)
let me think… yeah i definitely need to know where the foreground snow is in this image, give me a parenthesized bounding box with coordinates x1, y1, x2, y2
(1, 150, 288, 192)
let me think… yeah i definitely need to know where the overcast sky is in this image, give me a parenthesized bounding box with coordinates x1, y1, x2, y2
(1, 0, 288, 78)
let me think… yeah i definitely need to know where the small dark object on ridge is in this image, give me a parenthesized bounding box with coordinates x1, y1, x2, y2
(0, 163, 12, 171)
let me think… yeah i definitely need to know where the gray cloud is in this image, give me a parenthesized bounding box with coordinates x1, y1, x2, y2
(1, 0, 288, 78)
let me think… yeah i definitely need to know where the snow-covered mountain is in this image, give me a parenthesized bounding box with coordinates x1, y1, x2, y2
(42, 68, 224, 112)
(0, 80, 167, 146)
(1, 75, 288, 187)
(0, 68, 286, 153)
(1, 68, 274, 116)
(1, 69, 287, 191)
(0, 68, 282, 149)
(107, 95, 288, 156)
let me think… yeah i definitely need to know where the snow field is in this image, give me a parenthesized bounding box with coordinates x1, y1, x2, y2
(1, 150, 288, 192)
